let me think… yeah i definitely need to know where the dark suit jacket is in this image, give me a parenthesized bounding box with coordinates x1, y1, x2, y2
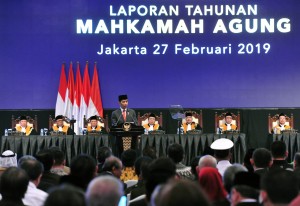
(111, 108, 137, 126)
(236, 202, 260, 206)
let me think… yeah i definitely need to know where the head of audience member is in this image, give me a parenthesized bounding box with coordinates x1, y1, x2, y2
(55, 115, 64, 127)
(197, 155, 217, 173)
(19, 115, 28, 128)
(142, 146, 157, 159)
(185, 112, 193, 124)
(121, 149, 137, 168)
(223, 164, 248, 194)
(294, 152, 300, 170)
(49, 147, 66, 168)
(145, 157, 176, 202)
(251, 148, 272, 170)
(89, 116, 98, 128)
(0, 150, 17, 169)
(0, 167, 29, 201)
(86, 175, 124, 206)
(231, 172, 260, 206)
(35, 149, 54, 172)
(225, 112, 233, 124)
(118, 95, 128, 109)
(243, 148, 255, 172)
(190, 156, 201, 179)
(278, 113, 287, 126)
(148, 113, 156, 125)
(18, 155, 36, 166)
(70, 154, 97, 190)
(271, 141, 287, 160)
(102, 156, 123, 179)
(97, 146, 112, 165)
(18, 158, 44, 186)
(156, 180, 210, 206)
(44, 184, 86, 206)
(260, 169, 298, 206)
(134, 156, 153, 180)
(210, 138, 233, 161)
(168, 143, 184, 164)
(198, 167, 228, 202)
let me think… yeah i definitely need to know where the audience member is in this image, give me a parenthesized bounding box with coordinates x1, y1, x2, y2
(60, 154, 97, 191)
(250, 148, 272, 177)
(190, 155, 201, 180)
(97, 146, 112, 174)
(260, 169, 298, 206)
(142, 146, 157, 159)
(101, 156, 123, 179)
(197, 155, 217, 171)
(223, 164, 248, 194)
(0, 167, 29, 206)
(86, 175, 124, 206)
(210, 138, 234, 177)
(0, 150, 17, 175)
(120, 149, 138, 181)
(270, 141, 293, 171)
(243, 148, 255, 173)
(18, 158, 48, 206)
(168, 143, 194, 180)
(231, 172, 260, 206)
(49, 147, 69, 176)
(198, 167, 230, 206)
(44, 185, 86, 206)
(156, 180, 210, 206)
(35, 149, 60, 192)
(126, 156, 153, 200)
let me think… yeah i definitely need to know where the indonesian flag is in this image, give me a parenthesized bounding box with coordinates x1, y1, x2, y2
(55, 63, 67, 117)
(73, 62, 82, 135)
(87, 62, 103, 118)
(79, 62, 91, 128)
(64, 62, 75, 119)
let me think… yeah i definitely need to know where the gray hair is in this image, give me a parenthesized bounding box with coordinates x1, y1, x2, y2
(198, 155, 217, 169)
(86, 175, 124, 206)
(223, 163, 248, 193)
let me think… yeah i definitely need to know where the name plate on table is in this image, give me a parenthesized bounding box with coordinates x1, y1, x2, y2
(148, 130, 165, 135)
(9, 131, 26, 136)
(281, 129, 298, 134)
(223, 130, 240, 134)
(50, 131, 66, 136)
(186, 129, 202, 135)
(87, 131, 103, 135)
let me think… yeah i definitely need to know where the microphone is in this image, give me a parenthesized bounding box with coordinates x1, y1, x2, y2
(114, 110, 123, 126)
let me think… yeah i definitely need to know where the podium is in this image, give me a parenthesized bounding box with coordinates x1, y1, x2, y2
(109, 123, 144, 156)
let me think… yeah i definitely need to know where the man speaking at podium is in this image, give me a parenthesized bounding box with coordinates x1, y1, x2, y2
(111, 95, 138, 156)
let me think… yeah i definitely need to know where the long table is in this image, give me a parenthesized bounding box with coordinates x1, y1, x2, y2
(140, 133, 247, 165)
(0, 135, 109, 165)
(269, 133, 300, 162)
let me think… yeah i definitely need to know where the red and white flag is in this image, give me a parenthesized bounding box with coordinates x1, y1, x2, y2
(73, 62, 82, 134)
(55, 63, 67, 117)
(79, 62, 91, 128)
(64, 62, 75, 119)
(87, 62, 103, 118)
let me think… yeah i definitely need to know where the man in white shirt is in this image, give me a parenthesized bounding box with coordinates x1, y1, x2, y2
(18, 158, 48, 206)
(210, 138, 234, 177)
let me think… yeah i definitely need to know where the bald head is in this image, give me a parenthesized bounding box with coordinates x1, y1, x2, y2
(86, 176, 124, 206)
(198, 155, 217, 169)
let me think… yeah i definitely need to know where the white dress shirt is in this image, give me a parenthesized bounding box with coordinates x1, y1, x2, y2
(217, 160, 232, 177)
(23, 182, 48, 206)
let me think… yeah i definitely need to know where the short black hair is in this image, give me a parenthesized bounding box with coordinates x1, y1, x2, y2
(142, 146, 157, 159)
(261, 169, 298, 204)
(19, 159, 44, 181)
(168, 143, 184, 163)
(70, 154, 97, 182)
(145, 157, 176, 201)
(233, 185, 259, 200)
(271, 141, 286, 158)
(134, 156, 153, 178)
(252, 148, 272, 168)
(44, 184, 85, 206)
(97, 146, 112, 164)
(0, 167, 29, 200)
(35, 149, 54, 172)
(121, 149, 137, 167)
(49, 147, 65, 166)
(190, 156, 201, 177)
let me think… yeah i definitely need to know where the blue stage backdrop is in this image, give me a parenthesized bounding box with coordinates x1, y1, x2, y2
(0, 0, 299, 109)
